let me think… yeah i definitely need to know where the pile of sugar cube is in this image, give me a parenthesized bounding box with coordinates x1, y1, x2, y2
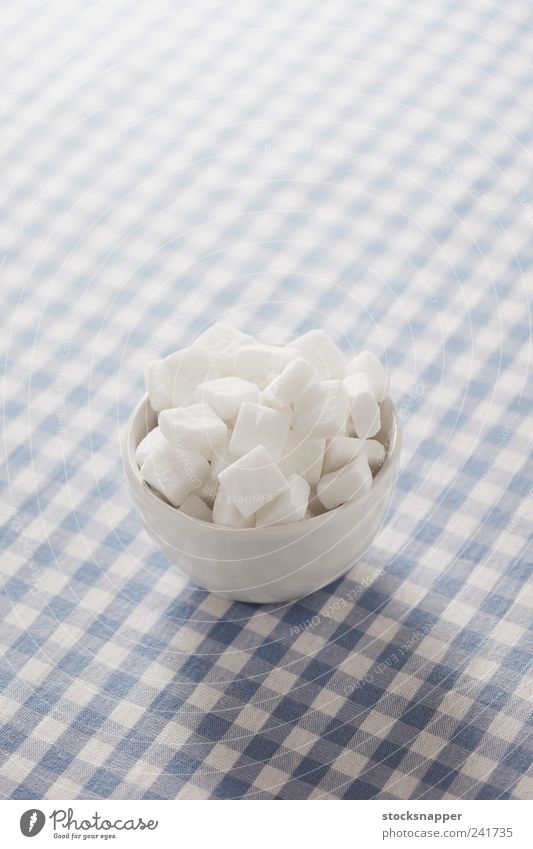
(136, 324, 389, 528)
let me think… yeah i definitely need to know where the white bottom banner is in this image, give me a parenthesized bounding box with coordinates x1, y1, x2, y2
(2, 799, 530, 848)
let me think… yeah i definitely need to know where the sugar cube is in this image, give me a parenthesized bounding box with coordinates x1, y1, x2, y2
(323, 436, 363, 474)
(363, 439, 386, 474)
(210, 429, 233, 478)
(179, 493, 213, 522)
(144, 359, 173, 413)
(159, 403, 227, 459)
(146, 345, 216, 412)
(218, 445, 289, 518)
(317, 453, 372, 510)
(232, 344, 293, 381)
(262, 356, 317, 408)
(196, 377, 260, 422)
(195, 322, 255, 353)
(346, 350, 389, 401)
(229, 402, 291, 460)
(212, 487, 255, 528)
(291, 329, 345, 379)
(323, 435, 385, 475)
(198, 473, 219, 508)
(292, 379, 350, 439)
(255, 475, 310, 526)
(140, 441, 210, 507)
(344, 373, 381, 438)
(279, 431, 325, 485)
(307, 486, 328, 515)
(135, 426, 165, 468)
(195, 323, 255, 375)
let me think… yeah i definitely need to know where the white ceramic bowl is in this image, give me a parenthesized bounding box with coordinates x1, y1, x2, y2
(122, 396, 401, 603)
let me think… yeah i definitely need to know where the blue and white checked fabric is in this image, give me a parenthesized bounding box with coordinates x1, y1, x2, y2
(1, 0, 532, 800)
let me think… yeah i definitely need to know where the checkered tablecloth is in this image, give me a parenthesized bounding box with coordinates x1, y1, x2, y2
(1, 0, 532, 801)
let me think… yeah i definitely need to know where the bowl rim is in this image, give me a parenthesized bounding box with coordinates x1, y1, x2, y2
(122, 394, 402, 535)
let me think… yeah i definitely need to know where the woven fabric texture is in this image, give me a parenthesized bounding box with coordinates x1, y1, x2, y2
(1, 0, 531, 800)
